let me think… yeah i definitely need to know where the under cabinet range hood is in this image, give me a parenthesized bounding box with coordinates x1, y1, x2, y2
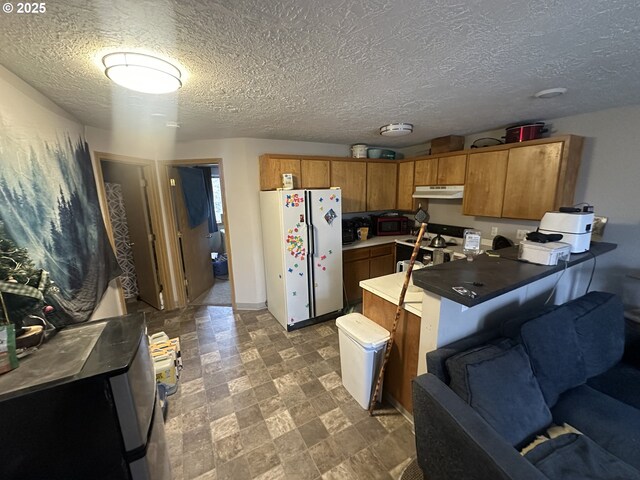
(412, 185, 464, 199)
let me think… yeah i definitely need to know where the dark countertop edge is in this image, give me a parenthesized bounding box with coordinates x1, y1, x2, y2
(0, 314, 146, 403)
(412, 242, 617, 308)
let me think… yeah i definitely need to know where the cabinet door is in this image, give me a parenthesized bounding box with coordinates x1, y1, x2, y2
(502, 142, 563, 220)
(331, 161, 367, 213)
(260, 157, 301, 190)
(343, 258, 369, 303)
(414, 158, 438, 185)
(396, 161, 415, 211)
(437, 154, 467, 185)
(463, 150, 509, 217)
(369, 254, 394, 278)
(301, 159, 330, 188)
(367, 162, 398, 211)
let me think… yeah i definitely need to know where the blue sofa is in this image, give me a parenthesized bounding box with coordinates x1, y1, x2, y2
(412, 291, 640, 480)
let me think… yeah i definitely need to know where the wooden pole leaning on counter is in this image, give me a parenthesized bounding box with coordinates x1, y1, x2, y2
(368, 222, 427, 415)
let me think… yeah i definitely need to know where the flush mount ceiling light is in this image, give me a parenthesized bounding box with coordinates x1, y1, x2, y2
(102, 52, 182, 94)
(380, 123, 413, 136)
(534, 87, 567, 99)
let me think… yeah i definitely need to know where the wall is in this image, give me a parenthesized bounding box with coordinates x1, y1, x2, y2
(407, 105, 640, 307)
(0, 66, 121, 320)
(175, 138, 349, 309)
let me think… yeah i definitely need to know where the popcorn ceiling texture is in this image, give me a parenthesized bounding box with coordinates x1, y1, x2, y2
(1, 0, 639, 146)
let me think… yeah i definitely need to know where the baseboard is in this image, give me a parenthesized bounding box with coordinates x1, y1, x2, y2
(383, 392, 415, 427)
(234, 302, 266, 310)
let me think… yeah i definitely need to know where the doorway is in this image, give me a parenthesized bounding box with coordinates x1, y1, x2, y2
(95, 152, 177, 313)
(161, 159, 235, 308)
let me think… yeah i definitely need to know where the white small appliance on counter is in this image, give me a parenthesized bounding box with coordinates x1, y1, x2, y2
(538, 211, 594, 253)
(518, 241, 571, 266)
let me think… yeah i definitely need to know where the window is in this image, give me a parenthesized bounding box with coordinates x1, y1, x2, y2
(211, 175, 224, 225)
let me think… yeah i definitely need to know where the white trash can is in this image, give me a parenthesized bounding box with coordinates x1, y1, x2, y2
(336, 313, 390, 409)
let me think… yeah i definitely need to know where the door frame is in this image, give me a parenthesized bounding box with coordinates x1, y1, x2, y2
(160, 158, 236, 309)
(94, 151, 178, 311)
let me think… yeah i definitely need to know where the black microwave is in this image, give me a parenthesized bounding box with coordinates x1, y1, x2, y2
(371, 215, 410, 236)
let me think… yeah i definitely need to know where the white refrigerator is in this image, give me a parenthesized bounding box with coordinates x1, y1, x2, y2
(260, 188, 343, 330)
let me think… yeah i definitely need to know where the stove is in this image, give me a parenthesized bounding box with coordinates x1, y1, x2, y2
(395, 223, 471, 265)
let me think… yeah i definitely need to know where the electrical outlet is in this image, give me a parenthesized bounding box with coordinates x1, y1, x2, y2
(516, 229, 530, 240)
(491, 226, 498, 236)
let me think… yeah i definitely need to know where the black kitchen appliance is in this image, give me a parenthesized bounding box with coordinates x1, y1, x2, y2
(342, 220, 357, 244)
(0, 315, 171, 480)
(370, 214, 410, 236)
(427, 223, 472, 245)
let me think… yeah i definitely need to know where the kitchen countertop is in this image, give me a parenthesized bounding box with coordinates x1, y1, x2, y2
(412, 241, 617, 307)
(359, 271, 423, 316)
(342, 235, 409, 250)
(0, 314, 145, 402)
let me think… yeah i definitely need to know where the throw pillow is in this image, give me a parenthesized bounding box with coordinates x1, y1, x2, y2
(460, 343, 552, 447)
(519, 307, 587, 406)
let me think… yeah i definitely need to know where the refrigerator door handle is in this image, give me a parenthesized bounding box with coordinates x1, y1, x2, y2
(304, 191, 316, 319)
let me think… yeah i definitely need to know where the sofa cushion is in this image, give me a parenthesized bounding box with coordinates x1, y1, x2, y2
(552, 384, 640, 470)
(587, 362, 640, 409)
(445, 338, 514, 403)
(572, 292, 625, 378)
(524, 432, 640, 479)
(518, 307, 586, 406)
(449, 343, 552, 447)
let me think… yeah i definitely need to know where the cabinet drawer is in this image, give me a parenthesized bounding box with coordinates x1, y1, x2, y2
(369, 244, 394, 258)
(343, 248, 370, 262)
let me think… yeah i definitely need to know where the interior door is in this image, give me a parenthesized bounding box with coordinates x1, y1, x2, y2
(169, 167, 214, 302)
(102, 162, 163, 309)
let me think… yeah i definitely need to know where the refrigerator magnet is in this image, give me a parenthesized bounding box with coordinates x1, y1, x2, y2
(324, 208, 337, 224)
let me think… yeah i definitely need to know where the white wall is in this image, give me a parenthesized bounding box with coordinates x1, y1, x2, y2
(175, 138, 349, 308)
(0, 66, 121, 320)
(412, 105, 640, 307)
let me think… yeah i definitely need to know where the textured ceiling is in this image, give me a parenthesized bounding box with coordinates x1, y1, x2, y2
(1, 0, 640, 147)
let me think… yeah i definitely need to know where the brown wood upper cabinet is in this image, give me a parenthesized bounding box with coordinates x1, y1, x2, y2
(463, 150, 509, 217)
(301, 159, 330, 188)
(414, 158, 438, 185)
(259, 156, 301, 190)
(414, 154, 467, 186)
(437, 154, 467, 185)
(463, 136, 584, 220)
(260, 155, 330, 190)
(331, 160, 367, 213)
(396, 161, 415, 211)
(367, 162, 398, 211)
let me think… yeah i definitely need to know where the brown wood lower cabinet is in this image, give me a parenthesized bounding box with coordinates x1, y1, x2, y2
(362, 290, 420, 413)
(342, 243, 395, 304)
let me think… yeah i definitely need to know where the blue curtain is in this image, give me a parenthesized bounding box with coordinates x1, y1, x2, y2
(177, 167, 211, 228)
(197, 166, 218, 233)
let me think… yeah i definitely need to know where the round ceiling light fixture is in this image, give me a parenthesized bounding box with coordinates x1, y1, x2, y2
(380, 123, 413, 136)
(534, 87, 567, 99)
(102, 52, 183, 94)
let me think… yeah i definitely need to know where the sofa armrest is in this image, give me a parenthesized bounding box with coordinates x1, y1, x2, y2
(412, 374, 547, 480)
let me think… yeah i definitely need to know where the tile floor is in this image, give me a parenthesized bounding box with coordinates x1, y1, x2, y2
(146, 305, 417, 480)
